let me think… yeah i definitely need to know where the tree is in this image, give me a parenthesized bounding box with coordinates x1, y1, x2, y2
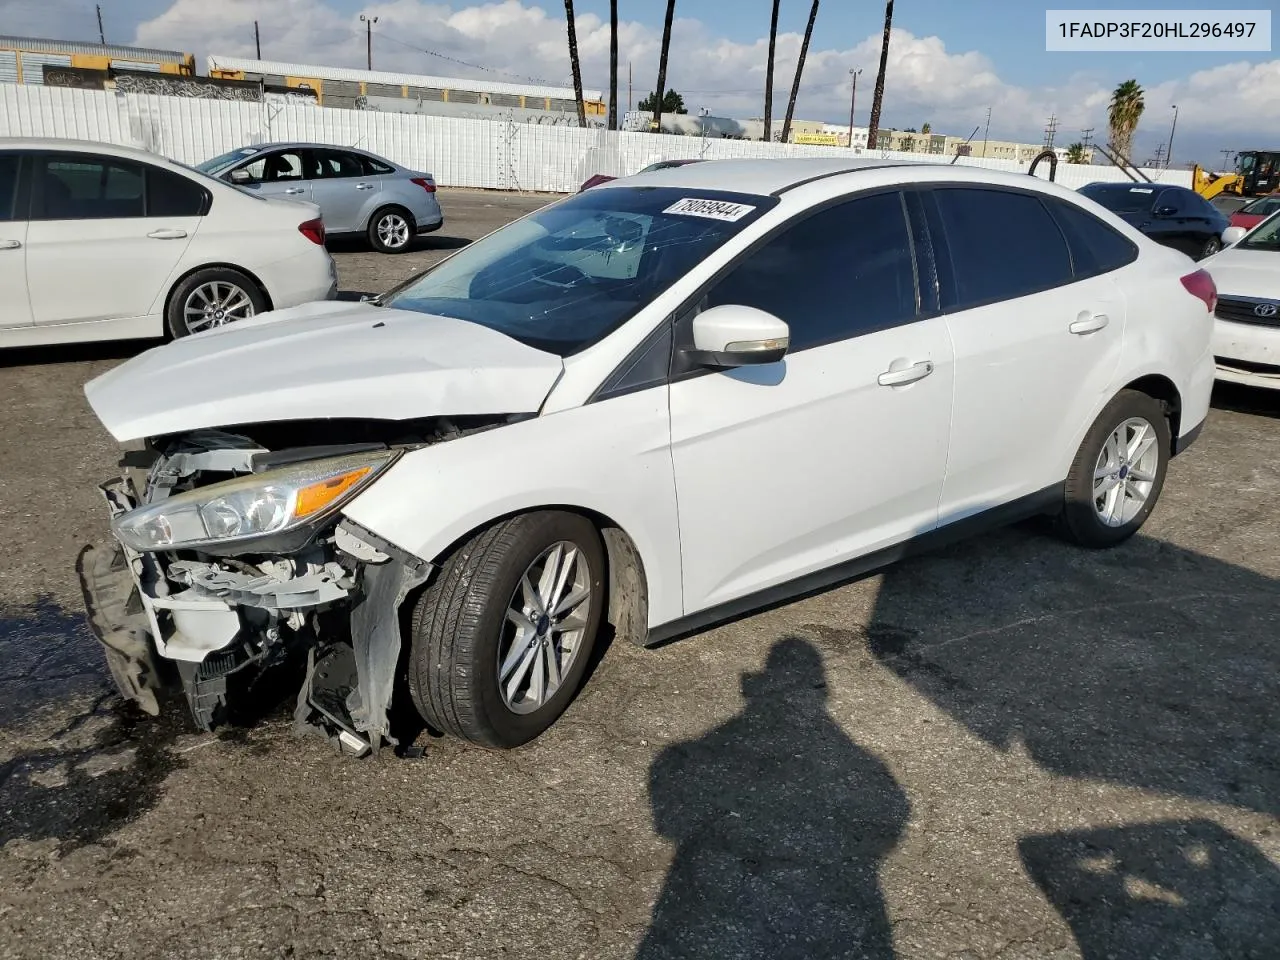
(866, 0, 893, 149)
(920, 121, 931, 134)
(900, 134, 916, 153)
(780, 0, 820, 143)
(608, 0, 618, 130)
(564, 0, 586, 126)
(639, 89, 687, 115)
(763, 0, 780, 141)
(1107, 79, 1145, 163)
(904, 127, 916, 132)
(1065, 141, 1088, 164)
(653, 0, 676, 133)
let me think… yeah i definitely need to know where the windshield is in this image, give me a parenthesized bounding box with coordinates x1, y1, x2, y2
(1241, 196, 1280, 217)
(1079, 183, 1158, 214)
(1238, 211, 1280, 251)
(196, 147, 261, 175)
(380, 186, 778, 356)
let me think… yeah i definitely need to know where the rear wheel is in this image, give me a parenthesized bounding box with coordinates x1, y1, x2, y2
(407, 511, 606, 748)
(1056, 390, 1170, 548)
(167, 267, 266, 338)
(368, 206, 414, 253)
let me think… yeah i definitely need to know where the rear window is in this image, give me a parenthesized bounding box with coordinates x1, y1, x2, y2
(1079, 184, 1158, 214)
(1045, 197, 1138, 277)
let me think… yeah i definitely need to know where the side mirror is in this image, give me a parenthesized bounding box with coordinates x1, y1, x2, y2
(229, 168, 251, 184)
(687, 304, 789, 368)
(1221, 225, 1247, 246)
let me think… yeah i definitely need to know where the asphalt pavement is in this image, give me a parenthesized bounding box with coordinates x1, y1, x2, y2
(1, 189, 1277, 960)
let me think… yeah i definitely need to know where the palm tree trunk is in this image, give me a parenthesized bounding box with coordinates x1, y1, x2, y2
(608, 0, 618, 130)
(867, 0, 893, 149)
(653, 0, 676, 134)
(564, 0, 586, 127)
(763, 0, 780, 142)
(781, 0, 820, 143)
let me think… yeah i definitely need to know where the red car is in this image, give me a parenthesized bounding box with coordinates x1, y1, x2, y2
(579, 158, 705, 192)
(1228, 193, 1280, 231)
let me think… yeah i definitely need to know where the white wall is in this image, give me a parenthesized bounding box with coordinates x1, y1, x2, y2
(0, 84, 1194, 193)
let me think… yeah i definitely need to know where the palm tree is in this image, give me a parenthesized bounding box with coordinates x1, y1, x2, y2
(652, 0, 676, 133)
(564, 0, 586, 126)
(1107, 79, 1145, 163)
(608, 0, 618, 130)
(1065, 142, 1088, 164)
(763, 0, 781, 141)
(781, 0, 820, 143)
(866, 0, 893, 149)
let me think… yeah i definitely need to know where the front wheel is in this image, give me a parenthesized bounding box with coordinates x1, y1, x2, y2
(407, 511, 606, 748)
(1056, 390, 1171, 548)
(1200, 236, 1221, 259)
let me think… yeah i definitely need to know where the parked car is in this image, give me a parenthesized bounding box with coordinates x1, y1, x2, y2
(0, 138, 336, 347)
(1202, 211, 1280, 389)
(579, 157, 705, 192)
(1077, 182, 1231, 260)
(1227, 193, 1280, 232)
(78, 158, 1214, 758)
(196, 142, 442, 254)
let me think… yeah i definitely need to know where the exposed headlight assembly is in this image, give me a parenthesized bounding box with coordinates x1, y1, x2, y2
(112, 450, 401, 553)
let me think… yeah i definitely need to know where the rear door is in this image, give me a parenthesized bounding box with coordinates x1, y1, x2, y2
(309, 148, 379, 232)
(924, 185, 1130, 520)
(25, 152, 203, 325)
(0, 151, 32, 329)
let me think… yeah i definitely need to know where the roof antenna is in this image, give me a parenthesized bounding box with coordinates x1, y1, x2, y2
(951, 126, 981, 164)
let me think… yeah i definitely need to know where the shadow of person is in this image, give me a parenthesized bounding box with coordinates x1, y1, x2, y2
(1020, 819, 1280, 960)
(635, 637, 909, 960)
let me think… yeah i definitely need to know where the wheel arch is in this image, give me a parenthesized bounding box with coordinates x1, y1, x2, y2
(1122, 373, 1182, 454)
(368, 202, 417, 232)
(161, 262, 275, 335)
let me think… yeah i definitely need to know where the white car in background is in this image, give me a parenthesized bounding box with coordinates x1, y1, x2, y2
(78, 159, 1214, 759)
(0, 138, 338, 348)
(1204, 212, 1280, 389)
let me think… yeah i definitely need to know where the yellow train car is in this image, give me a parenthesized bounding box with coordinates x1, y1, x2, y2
(207, 54, 605, 120)
(0, 35, 194, 83)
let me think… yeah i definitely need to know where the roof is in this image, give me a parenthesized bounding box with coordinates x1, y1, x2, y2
(0, 34, 190, 62)
(206, 54, 602, 103)
(0, 137, 165, 159)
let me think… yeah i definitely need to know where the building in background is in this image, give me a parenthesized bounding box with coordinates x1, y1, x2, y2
(0, 35, 194, 83)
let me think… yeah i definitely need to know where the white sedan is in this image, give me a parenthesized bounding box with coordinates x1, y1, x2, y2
(78, 158, 1215, 757)
(1203, 212, 1280, 389)
(0, 137, 338, 348)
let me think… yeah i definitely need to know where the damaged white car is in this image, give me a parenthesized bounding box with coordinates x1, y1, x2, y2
(78, 159, 1214, 757)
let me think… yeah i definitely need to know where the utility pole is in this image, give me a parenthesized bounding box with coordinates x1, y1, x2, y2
(847, 67, 862, 148)
(1167, 104, 1178, 168)
(628, 61, 632, 113)
(1220, 148, 1233, 170)
(1152, 142, 1166, 167)
(96, 4, 105, 44)
(1043, 113, 1059, 149)
(360, 14, 378, 71)
(982, 106, 991, 158)
(254, 21, 261, 59)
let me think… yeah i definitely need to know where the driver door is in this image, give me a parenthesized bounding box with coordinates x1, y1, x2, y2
(231, 148, 314, 205)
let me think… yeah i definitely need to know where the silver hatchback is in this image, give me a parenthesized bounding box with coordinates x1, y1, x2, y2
(196, 142, 444, 253)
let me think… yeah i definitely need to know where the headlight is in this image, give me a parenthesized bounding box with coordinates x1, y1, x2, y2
(112, 450, 400, 552)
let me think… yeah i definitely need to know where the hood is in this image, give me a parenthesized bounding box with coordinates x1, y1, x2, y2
(84, 300, 565, 442)
(1201, 248, 1280, 301)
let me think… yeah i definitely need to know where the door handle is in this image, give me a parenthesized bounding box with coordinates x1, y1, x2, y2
(878, 360, 934, 387)
(1069, 312, 1109, 335)
(0, 239, 20, 249)
(284, 187, 305, 195)
(355, 182, 374, 190)
(147, 229, 188, 240)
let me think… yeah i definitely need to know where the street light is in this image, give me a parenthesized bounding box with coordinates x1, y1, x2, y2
(360, 13, 378, 71)
(1167, 104, 1178, 168)
(847, 67, 862, 149)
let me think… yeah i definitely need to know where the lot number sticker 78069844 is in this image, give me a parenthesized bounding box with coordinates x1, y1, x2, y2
(663, 198, 757, 221)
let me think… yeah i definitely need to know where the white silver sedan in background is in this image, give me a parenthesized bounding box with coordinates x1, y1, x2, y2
(0, 137, 337, 347)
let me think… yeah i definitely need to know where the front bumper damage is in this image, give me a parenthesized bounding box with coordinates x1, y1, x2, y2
(77, 469, 431, 758)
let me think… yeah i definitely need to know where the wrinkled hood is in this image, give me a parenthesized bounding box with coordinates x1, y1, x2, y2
(1202, 248, 1280, 301)
(84, 300, 564, 442)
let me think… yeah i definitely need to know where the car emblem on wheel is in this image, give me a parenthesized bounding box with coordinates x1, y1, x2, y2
(1255, 303, 1279, 318)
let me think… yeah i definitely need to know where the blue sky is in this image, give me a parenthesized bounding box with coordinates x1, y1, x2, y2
(7, 0, 1278, 163)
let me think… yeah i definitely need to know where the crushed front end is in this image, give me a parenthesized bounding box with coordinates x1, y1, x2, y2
(76, 421, 501, 756)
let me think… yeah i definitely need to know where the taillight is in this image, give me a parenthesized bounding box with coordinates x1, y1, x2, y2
(298, 218, 325, 245)
(410, 177, 436, 193)
(1180, 269, 1217, 313)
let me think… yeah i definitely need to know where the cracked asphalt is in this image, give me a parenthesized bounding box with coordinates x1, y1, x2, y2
(2, 190, 1278, 960)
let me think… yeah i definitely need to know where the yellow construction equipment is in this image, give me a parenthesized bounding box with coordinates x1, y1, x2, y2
(1193, 165, 1243, 200)
(1193, 150, 1280, 200)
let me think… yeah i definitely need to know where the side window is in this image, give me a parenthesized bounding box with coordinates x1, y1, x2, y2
(315, 150, 366, 178)
(146, 165, 209, 217)
(1156, 189, 1185, 215)
(1045, 198, 1138, 278)
(361, 155, 396, 176)
(34, 154, 144, 220)
(0, 153, 18, 221)
(704, 191, 918, 352)
(240, 150, 306, 183)
(931, 187, 1073, 309)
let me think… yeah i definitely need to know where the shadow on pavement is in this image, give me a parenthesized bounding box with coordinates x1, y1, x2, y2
(324, 234, 472, 255)
(636, 637, 908, 960)
(1210, 381, 1280, 420)
(1020, 819, 1280, 960)
(0, 338, 155, 370)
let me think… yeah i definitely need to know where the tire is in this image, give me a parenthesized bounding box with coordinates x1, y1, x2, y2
(1056, 389, 1171, 548)
(167, 267, 266, 338)
(368, 206, 414, 253)
(1200, 236, 1221, 259)
(407, 511, 607, 748)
